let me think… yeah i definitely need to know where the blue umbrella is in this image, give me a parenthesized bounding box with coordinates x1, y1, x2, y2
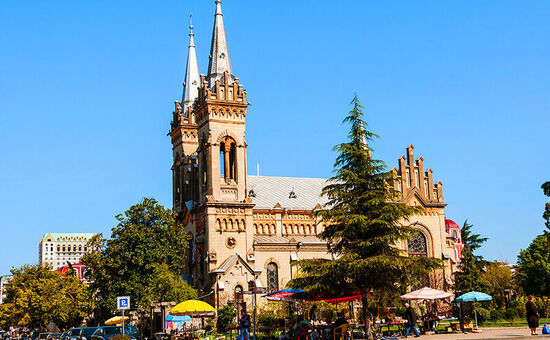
(456, 291, 492, 302)
(456, 291, 492, 330)
(165, 314, 191, 322)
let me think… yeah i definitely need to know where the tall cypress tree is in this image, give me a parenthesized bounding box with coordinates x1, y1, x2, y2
(288, 96, 441, 338)
(453, 221, 487, 296)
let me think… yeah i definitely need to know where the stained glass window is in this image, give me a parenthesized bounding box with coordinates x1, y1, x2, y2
(267, 262, 279, 293)
(408, 231, 428, 257)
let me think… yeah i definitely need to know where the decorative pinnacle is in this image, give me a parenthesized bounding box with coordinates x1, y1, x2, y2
(215, 0, 222, 15)
(188, 13, 195, 47)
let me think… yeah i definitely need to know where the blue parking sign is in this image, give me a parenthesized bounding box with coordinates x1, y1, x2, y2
(117, 296, 130, 310)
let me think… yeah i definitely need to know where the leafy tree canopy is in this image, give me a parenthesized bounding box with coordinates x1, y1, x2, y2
(454, 221, 487, 295)
(516, 234, 550, 296)
(0, 264, 93, 330)
(81, 198, 195, 322)
(480, 261, 515, 308)
(515, 182, 550, 296)
(288, 96, 441, 337)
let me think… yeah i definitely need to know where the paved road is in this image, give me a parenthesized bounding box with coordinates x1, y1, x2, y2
(417, 327, 549, 339)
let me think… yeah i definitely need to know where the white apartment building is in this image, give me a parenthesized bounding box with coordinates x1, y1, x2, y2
(39, 233, 96, 269)
(0, 275, 13, 304)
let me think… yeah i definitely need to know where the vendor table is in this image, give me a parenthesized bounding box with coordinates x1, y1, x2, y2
(434, 317, 459, 333)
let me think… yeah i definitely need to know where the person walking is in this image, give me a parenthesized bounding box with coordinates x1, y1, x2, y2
(526, 295, 539, 336)
(239, 309, 251, 340)
(403, 303, 420, 338)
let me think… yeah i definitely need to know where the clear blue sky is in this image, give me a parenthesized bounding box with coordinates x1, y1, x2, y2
(1, 1, 549, 274)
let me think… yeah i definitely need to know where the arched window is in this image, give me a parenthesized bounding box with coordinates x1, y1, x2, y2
(220, 142, 226, 177)
(220, 137, 237, 182)
(229, 143, 237, 180)
(267, 262, 279, 293)
(408, 231, 428, 257)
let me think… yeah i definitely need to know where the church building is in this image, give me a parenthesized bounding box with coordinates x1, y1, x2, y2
(168, 1, 462, 309)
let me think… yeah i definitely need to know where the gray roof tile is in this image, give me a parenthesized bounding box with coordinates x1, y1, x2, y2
(247, 176, 329, 210)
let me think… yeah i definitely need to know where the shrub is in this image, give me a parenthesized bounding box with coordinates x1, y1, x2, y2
(504, 308, 519, 320)
(509, 300, 526, 318)
(474, 307, 490, 325)
(257, 313, 278, 328)
(490, 309, 504, 321)
(217, 305, 236, 332)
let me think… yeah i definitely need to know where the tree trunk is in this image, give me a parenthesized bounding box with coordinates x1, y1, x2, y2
(360, 289, 373, 340)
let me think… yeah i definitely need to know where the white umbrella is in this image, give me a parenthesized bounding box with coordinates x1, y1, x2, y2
(400, 287, 454, 300)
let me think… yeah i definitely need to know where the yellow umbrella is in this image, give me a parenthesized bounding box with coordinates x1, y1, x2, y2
(169, 300, 216, 316)
(105, 316, 129, 326)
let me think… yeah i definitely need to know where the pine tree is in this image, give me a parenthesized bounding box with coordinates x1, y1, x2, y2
(288, 96, 441, 338)
(542, 182, 550, 231)
(453, 221, 487, 296)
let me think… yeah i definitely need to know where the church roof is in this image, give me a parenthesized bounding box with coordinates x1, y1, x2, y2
(247, 176, 329, 210)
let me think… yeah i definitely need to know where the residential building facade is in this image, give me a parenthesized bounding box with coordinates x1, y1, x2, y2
(39, 233, 96, 270)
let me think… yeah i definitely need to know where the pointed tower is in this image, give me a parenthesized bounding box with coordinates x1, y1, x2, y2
(206, 0, 233, 88)
(182, 15, 200, 117)
(169, 17, 201, 212)
(190, 0, 254, 292)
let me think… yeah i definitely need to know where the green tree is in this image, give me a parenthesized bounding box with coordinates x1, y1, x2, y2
(516, 234, 550, 296)
(217, 305, 236, 332)
(288, 96, 441, 338)
(81, 198, 195, 323)
(454, 221, 487, 295)
(480, 261, 515, 309)
(141, 263, 197, 309)
(0, 264, 93, 330)
(542, 182, 550, 232)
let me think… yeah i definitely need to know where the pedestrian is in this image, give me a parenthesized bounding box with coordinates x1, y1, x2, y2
(403, 303, 420, 338)
(239, 309, 251, 340)
(526, 295, 539, 336)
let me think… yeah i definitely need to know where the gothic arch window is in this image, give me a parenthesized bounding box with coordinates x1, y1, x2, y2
(219, 137, 238, 182)
(408, 231, 428, 257)
(220, 142, 226, 177)
(267, 262, 279, 293)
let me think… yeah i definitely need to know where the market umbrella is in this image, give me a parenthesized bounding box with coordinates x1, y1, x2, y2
(302, 290, 365, 304)
(400, 287, 454, 300)
(456, 292, 492, 303)
(165, 315, 192, 322)
(105, 316, 129, 326)
(263, 288, 305, 302)
(456, 291, 492, 331)
(169, 300, 216, 316)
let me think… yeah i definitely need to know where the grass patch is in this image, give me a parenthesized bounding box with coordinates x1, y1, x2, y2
(482, 318, 550, 328)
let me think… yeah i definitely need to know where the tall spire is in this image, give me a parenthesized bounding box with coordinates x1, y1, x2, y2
(207, 0, 233, 87)
(182, 14, 200, 116)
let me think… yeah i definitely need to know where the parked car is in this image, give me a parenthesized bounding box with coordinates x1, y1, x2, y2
(47, 334, 61, 340)
(67, 329, 82, 340)
(38, 333, 52, 340)
(78, 328, 98, 340)
(91, 326, 139, 340)
(59, 331, 68, 340)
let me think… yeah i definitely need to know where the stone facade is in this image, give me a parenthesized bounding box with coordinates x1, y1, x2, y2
(169, 0, 462, 308)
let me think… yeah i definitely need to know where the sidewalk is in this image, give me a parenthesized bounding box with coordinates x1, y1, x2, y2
(420, 327, 550, 339)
